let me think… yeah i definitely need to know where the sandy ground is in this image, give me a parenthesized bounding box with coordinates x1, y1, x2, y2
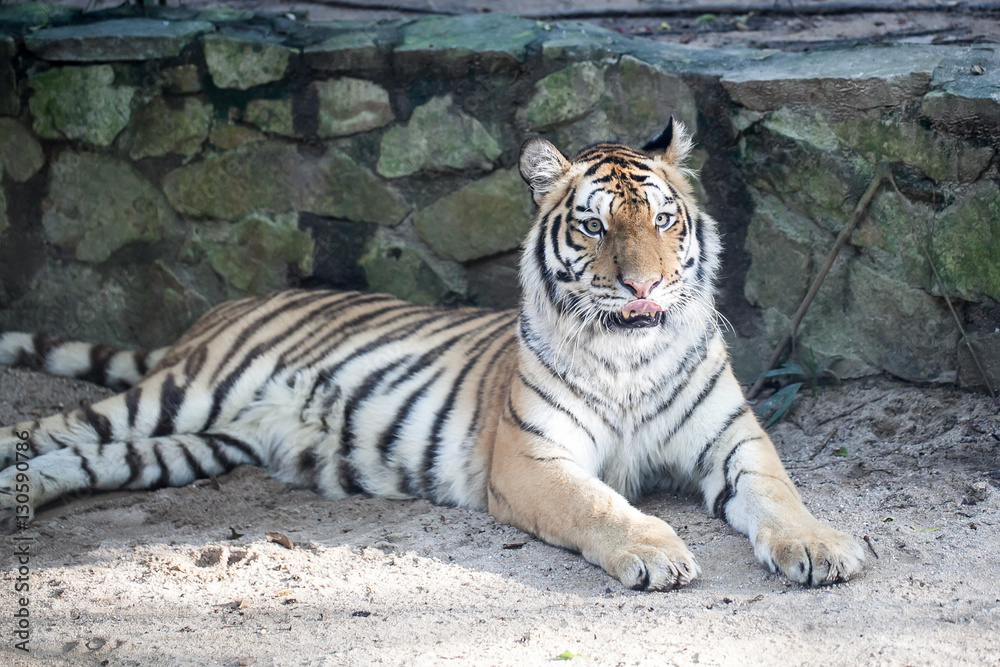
(1, 365, 998, 666)
(3, 1, 1000, 665)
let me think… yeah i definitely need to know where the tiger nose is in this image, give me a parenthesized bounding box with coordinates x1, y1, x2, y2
(620, 276, 662, 299)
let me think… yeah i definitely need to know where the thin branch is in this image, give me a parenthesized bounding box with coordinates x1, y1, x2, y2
(747, 165, 889, 400)
(887, 175, 996, 401)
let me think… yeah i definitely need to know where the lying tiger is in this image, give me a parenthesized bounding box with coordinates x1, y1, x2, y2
(0, 121, 864, 590)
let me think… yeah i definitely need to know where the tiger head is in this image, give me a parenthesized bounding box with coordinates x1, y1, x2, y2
(517, 119, 721, 342)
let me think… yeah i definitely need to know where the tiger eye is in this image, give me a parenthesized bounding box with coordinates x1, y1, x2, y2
(584, 219, 602, 234)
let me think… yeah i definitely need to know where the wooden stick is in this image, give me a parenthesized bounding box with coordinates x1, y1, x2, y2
(747, 165, 889, 400)
(887, 175, 998, 401)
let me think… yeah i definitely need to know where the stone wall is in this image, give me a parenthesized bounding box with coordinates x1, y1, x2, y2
(0, 3, 997, 390)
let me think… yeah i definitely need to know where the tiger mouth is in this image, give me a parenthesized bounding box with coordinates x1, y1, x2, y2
(606, 299, 664, 329)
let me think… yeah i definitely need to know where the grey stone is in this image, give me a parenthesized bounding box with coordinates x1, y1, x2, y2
(930, 180, 1000, 303)
(0, 187, 7, 239)
(163, 141, 409, 226)
(545, 109, 614, 157)
(540, 22, 629, 61)
(377, 95, 500, 178)
(395, 14, 537, 73)
(526, 62, 606, 131)
(208, 121, 267, 149)
(833, 113, 994, 183)
(245, 98, 296, 137)
(414, 168, 534, 263)
(0, 3, 80, 27)
(0, 36, 17, 117)
(314, 77, 394, 138)
(923, 46, 1000, 138)
(44, 151, 177, 264)
(24, 19, 213, 62)
(743, 193, 822, 316)
(187, 212, 314, 294)
(466, 252, 520, 310)
(121, 96, 212, 161)
(0, 118, 45, 182)
(304, 30, 381, 72)
(958, 332, 1000, 392)
(28, 65, 136, 146)
(204, 33, 297, 90)
(162, 64, 202, 94)
(603, 55, 698, 143)
(722, 46, 943, 112)
(359, 226, 465, 305)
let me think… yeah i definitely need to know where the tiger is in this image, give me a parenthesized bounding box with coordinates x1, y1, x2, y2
(0, 120, 865, 590)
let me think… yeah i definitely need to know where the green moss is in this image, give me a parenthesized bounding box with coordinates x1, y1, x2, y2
(377, 95, 500, 178)
(834, 115, 994, 183)
(203, 34, 295, 90)
(931, 181, 1000, 302)
(526, 62, 605, 131)
(28, 65, 135, 146)
(196, 213, 314, 294)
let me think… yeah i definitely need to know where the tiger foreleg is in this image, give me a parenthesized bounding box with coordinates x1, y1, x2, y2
(488, 415, 700, 591)
(698, 410, 865, 585)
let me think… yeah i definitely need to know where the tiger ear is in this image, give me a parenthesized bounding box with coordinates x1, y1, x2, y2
(642, 116, 693, 167)
(519, 137, 570, 205)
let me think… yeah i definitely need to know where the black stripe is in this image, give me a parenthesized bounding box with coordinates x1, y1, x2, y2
(421, 318, 514, 494)
(694, 404, 752, 475)
(82, 405, 113, 445)
(202, 435, 235, 470)
(637, 337, 712, 425)
(121, 441, 141, 488)
(298, 446, 318, 478)
(694, 214, 708, 285)
(655, 358, 728, 446)
(178, 442, 208, 480)
(462, 336, 517, 444)
(183, 344, 208, 380)
(152, 373, 184, 437)
(207, 433, 262, 466)
(711, 437, 757, 519)
(517, 372, 597, 447)
(134, 350, 149, 378)
(505, 396, 549, 442)
(378, 369, 444, 463)
(339, 356, 413, 460)
(207, 290, 336, 384)
(78, 344, 117, 387)
(272, 293, 405, 373)
(125, 386, 142, 429)
(386, 311, 509, 392)
(152, 443, 170, 489)
(71, 446, 97, 487)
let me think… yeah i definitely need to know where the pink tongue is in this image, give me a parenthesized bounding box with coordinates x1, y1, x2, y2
(623, 299, 663, 315)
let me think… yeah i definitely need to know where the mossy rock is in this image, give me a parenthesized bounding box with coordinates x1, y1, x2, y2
(28, 65, 135, 146)
(43, 151, 176, 264)
(930, 180, 1000, 302)
(0, 118, 45, 183)
(314, 78, 394, 138)
(189, 212, 314, 294)
(377, 95, 500, 178)
(203, 33, 296, 90)
(526, 62, 606, 132)
(245, 98, 296, 137)
(414, 168, 534, 263)
(359, 226, 465, 305)
(120, 95, 212, 161)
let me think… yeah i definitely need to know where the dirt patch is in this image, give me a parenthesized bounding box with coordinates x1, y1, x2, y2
(1, 365, 998, 665)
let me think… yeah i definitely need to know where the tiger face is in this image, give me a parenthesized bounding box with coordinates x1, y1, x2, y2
(518, 120, 719, 337)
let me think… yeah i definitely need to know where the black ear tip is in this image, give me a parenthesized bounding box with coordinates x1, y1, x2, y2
(642, 116, 675, 153)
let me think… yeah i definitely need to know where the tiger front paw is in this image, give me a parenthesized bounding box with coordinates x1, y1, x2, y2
(599, 517, 700, 591)
(755, 521, 865, 586)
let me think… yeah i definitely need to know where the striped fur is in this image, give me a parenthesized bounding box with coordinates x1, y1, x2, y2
(0, 121, 864, 589)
